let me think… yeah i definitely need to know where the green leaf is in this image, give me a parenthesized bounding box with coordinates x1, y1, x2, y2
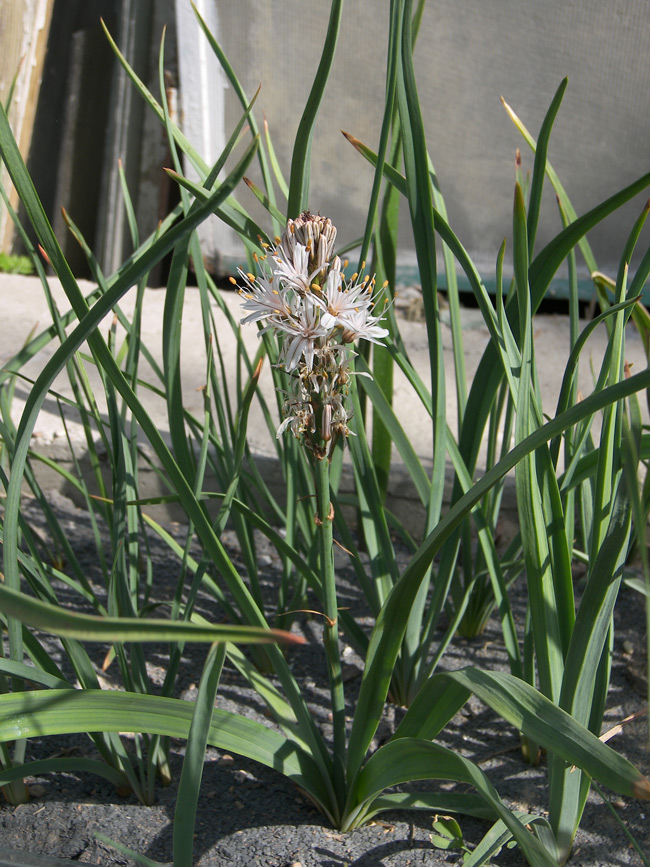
(0, 846, 85, 866)
(526, 78, 567, 255)
(438, 668, 650, 801)
(0, 658, 72, 691)
(174, 643, 226, 867)
(0, 757, 127, 791)
(190, 1, 281, 235)
(348, 365, 650, 773)
(429, 815, 467, 851)
(463, 814, 549, 867)
(0, 689, 332, 814)
(287, 0, 344, 216)
(94, 834, 163, 867)
(345, 738, 556, 864)
(357, 355, 430, 504)
(242, 176, 287, 226)
(625, 576, 650, 598)
(365, 791, 493, 826)
(0, 583, 303, 646)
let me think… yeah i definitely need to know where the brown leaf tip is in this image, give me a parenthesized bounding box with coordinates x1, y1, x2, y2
(633, 776, 650, 800)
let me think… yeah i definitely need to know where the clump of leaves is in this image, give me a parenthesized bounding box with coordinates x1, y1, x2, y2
(0, 252, 33, 274)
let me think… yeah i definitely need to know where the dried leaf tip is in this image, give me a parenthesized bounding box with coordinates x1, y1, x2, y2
(341, 130, 361, 148)
(633, 776, 650, 800)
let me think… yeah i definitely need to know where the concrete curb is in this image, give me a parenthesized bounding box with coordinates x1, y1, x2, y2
(2, 274, 646, 534)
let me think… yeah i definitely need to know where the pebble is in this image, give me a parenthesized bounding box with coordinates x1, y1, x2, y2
(218, 754, 235, 765)
(234, 769, 256, 784)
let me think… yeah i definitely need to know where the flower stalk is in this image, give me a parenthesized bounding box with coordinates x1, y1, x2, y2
(313, 452, 346, 804)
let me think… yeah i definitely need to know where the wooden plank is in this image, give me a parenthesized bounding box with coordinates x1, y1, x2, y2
(0, 0, 54, 252)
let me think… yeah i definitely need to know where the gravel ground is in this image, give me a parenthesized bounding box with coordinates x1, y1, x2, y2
(0, 491, 648, 867)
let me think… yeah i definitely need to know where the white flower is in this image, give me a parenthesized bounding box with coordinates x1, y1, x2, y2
(317, 266, 374, 330)
(337, 306, 389, 345)
(269, 242, 326, 295)
(276, 396, 315, 439)
(273, 302, 327, 371)
(238, 269, 290, 325)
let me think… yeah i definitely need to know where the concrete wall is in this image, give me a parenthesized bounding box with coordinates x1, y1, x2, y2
(2, 1, 648, 283)
(219, 0, 650, 277)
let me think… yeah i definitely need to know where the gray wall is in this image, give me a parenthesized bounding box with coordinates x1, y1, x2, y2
(220, 0, 650, 278)
(3, 1, 648, 284)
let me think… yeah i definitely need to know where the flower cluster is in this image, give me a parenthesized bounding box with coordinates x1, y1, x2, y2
(234, 212, 389, 457)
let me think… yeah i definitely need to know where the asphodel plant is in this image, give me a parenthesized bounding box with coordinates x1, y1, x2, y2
(234, 211, 391, 787)
(1, 1, 650, 866)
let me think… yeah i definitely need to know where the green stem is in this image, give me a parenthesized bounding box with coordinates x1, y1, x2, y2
(313, 453, 346, 806)
(0, 742, 28, 804)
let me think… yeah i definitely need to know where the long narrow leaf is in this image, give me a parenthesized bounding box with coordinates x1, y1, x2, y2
(0, 689, 332, 813)
(287, 0, 343, 216)
(174, 643, 226, 867)
(0, 583, 303, 645)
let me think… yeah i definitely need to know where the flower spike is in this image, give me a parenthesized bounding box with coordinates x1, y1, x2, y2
(237, 213, 389, 456)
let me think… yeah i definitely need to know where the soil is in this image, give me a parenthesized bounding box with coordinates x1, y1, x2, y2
(0, 491, 648, 867)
